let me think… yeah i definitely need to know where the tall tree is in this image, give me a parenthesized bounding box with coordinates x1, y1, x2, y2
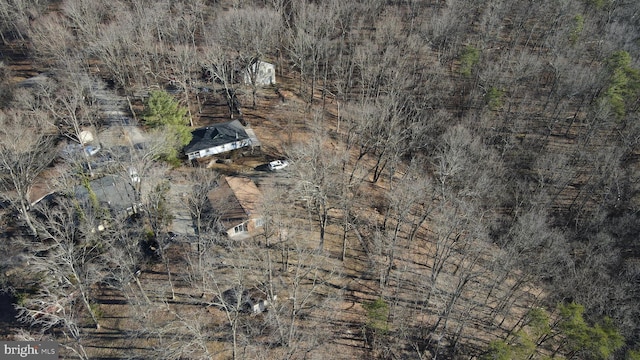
(0, 109, 55, 236)
(288, 117, 341, 250)
(40, 66, 100, 177)
(213, 7, 281, 108)
(287, 1, 334, 104)
(142, 90, 192, 165)
(15, 196, 109, 360)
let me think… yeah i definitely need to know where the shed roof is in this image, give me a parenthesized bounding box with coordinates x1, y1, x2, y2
(184, 120, 250, 154)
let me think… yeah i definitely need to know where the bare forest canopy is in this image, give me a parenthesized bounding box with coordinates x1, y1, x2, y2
(1, 0, 640, 359)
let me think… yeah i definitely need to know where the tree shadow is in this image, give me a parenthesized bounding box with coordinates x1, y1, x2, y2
(0, 291, 18, 322)
(0, 291, 19, 336)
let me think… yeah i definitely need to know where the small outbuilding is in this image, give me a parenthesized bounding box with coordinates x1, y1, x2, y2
(243, 60, 276, 86)
(220, 287, 276, 313)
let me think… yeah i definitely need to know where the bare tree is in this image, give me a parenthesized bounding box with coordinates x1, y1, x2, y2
(491, 207, 570, 325)
(287, 1, 335, 104)
(0, 109, 56, 236)
(14, 196, 107, 360)
(90, 1, 163, 89)
(0, 0, 46, 44)
(213, 7, 281, 108)
(101, 220, 151, 305)
(165, 45, 199, 126)
(28, 12, 75, 65)
(185, 167, 221, 287)
(141, 165, 175, 299)
(201, 42, 241, 119)
(378, 167, 423, 288)
(38, 65, 101, 177)
(60, 0, 112, 48)
(334, 143, 368, 261)
(164, 0, 206, 47)
(203, 249, 254, 360)
(287, 117, 342, 250)
(430, 221, 489, 354)
(262, 236, 339, 355)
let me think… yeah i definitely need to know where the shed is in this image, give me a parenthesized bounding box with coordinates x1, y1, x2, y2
(243, 60, 276, 86)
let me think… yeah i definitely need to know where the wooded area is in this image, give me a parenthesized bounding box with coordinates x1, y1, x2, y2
(1, 0, 639, 359)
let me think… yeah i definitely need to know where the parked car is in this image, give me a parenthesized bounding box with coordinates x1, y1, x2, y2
(268, 159, 289, 171)
(84, 145, 101, 156)
(128, 167, 140, 183)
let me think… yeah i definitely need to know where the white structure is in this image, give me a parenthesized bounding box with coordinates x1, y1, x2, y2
(243, 60, 276, 86)
(79, 130, 94, 144)
(183, 120, 253, 160)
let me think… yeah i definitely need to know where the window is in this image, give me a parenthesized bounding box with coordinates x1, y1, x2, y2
(255, 218, 264, 228)
(234, 223, 247, 234)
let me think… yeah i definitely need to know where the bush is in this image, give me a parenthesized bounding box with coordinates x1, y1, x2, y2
(485, 87, 504, 111)
(14, 292, 28, 307)
(604, 51, 640, 119)
(584, 0, 609, 9)
(459, 45, 480, 77)
(363, 297, 389, 334)
(483, 304, 624, 359)
(570, 14, 584, 44)
(89, 302, 104, 320)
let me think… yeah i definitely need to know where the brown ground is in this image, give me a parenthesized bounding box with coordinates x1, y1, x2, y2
(0, 38, 546, 359)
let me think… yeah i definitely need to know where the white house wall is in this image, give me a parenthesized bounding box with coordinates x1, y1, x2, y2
(226, 217, 264, 239)
(187, 139, 252, 160)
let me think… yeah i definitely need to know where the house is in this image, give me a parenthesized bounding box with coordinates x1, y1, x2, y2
(208, 176, 263, 238)
(75, 173, 141, 220)
(184, 120, 253, 160)
(243, 60, 276, 86)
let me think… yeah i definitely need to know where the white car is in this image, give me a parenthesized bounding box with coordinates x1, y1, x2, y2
(268, 160, 289, 171)
(84, 145, 100, 156)
(128, 167, 140, 183)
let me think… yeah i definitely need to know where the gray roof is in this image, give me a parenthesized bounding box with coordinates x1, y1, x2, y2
(75, 175, 138, 214)
(183, 120, 250, 154)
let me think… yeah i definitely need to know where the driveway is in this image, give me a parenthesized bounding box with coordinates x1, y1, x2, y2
(167, 183, 196, 236)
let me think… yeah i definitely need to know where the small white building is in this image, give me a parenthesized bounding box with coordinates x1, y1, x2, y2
(243, 60, 276, 86)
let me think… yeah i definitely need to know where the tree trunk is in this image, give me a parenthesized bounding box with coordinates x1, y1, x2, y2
(384, 223, 402, 287)
(158, 245, 176, 300)
(372, 155, 387, 183)
(231, 319, 238, 360)
(316, 202, 328, 251)
(341, 211, 349, 261)
(252, 87, 257, 109)
(134, 277, 151, 305)
(79, 287, 100, 329)
(18, 198, 38, 237)
(183, 88, 193, 127)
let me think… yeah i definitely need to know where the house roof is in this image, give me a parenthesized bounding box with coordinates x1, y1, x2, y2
(75, 174, 138, 214)
(208, 176, 261, 228)
(183, 120, 250, 154)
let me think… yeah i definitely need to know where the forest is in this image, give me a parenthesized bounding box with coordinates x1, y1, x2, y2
(0, 0, 640, 359)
